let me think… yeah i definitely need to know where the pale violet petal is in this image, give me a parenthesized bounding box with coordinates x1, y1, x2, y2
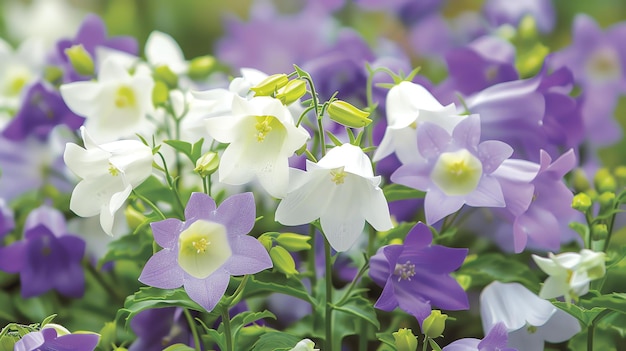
(184, 269, 230, 312)
(138, 250, 184, 289)
(536, 308, 581, 343)
(424, 189, 464, 225)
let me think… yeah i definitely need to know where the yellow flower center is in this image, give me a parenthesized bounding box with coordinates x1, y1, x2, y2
(330, 167, 347, 185)
(178, 220, 232, 279)
(191, 237, 210, 254)
(431, 149, 483, 196)
(108, 162, 120, 176)
(114, 85, 136, 108)
(254, 115, 275, 142)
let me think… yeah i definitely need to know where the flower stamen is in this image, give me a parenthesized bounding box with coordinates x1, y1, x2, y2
(255, 116, 274, 142)
(394, 260, 416, 281)
(330, 167, 347, 185)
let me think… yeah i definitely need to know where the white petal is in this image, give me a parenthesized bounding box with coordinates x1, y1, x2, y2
(538, 275, 570, 300)
(218, 141, 255, 185)
(358, 178, 393, 232)
(145, 31, 187, 73)
(537, 308, 581, 343)
(60, 81, 102, 118)
(63, 143, 109, 180)
(275, 170, 328, 226)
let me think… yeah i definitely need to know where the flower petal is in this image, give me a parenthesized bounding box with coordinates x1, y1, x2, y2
(185, 192, 217, 223)
(139, 250, 184, 289)
(223, 235, 272, 275)
(184, 269, 230, 312)
(424, 189, 465, 225)
(151, 218, 184, 249)
(214, 192, 255, 237)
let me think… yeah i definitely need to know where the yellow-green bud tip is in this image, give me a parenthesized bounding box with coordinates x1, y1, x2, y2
(269, 245, 298, 277)
(275, 232, 311, 251)
(154, 65, 179, 88)
(422, 310, 447, 339)
(571, 193, 592, 213)
(393, 328, 418, 351)
(594, 168, 616, 193)
(327, 100, 372, 128)
(65, 44, 95, 76)
(275, 79, 307, 105)
(591, 223, 608, 241)
(250, 74, 289, 96)
(194, 151, 219, 177)
(188, 55, 217, 80)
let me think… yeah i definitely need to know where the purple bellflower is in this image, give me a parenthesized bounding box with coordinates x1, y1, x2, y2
(391, 115, 511, 225)
(129, 307, 194, 351)
(0, 198, 15, 239)
(442, 322, 517, 351)
(0, 204, 86, 298)
(369, 222, 469, 322)
(548, 14, 626, 146)
(54, 13, 138, 82)
(15, 327, 99, 351)
(2, 81, 84, 141)
(139, 192, 272, 312)
(482, 0, 556, 34)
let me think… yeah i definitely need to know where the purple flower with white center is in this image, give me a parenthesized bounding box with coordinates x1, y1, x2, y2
(482, 0, 556, 34)
(391, 115, 511, 225)
(0, 198, 15, 239)
(15, 326, 99, 351)
(465, 67, 583, 162)
(2, 81, 84, 141)
(139, 192, 272, 312)
(548, 14, 626, 145)
(369, 222, 468, 322)
(442, 322, 517, 351)
(444, 35, 518, 96)
(129, 307, 193, 351)
(54, 13, 138, 82)
(0, 204, 86, 298)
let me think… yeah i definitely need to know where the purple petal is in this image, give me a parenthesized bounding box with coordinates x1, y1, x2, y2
(184, 269, 230, 312)
(479, 322, 509, 350)
(515, 207, 561, 252)
(15, 331, 45, 351)
(390, 163, 432, 192)
(214, 192, 255, 237)
(417, 122, 451, 159)
(402, 222, 433, 250)
(105, 37, 139, 56)
(402, 245, 468, 274)
(465, 176, 505, 208)
(43, 332, 100, 351)
(441, 338, 480, 351)
(223, 235, 272, 275)
(75, 14, 107, 53)
(452, 115, 481, 150)
(24, 205, 68, 237)
(542, 149, 576, 179)
(139, 250, 184, 289)
(151, 218, 184, 250)
(185, 192, 217, 223)
(478, 140, 513, 174)
(0, 241, 27, 273)
(394, 282, 433, 322)
(373, 278, 400, 312)
(424, 189, 465, 225)
(369, 246, 401, 287)
(401, 272, 469, 311)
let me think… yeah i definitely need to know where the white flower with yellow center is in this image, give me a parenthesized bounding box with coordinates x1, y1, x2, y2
(275, 143, 393, 252)
(204, 95, 309, 198)
(60, 56, 155, 142)
(63, 127, 153, 235)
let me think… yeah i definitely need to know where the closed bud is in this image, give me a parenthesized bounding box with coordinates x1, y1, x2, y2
(327, 100, 372, 128)
(152, 80, 169, 106)
(65, 44, 95, 76)
(194, 151, 219, 177)
(571, 193, 592, 213)
(275, 79, 307, 105)
(598, 191, 615, 212)
(518, 14, 538, 40)
(571, 168, 590, 193)
(258, 233, 275, 251)
(269, 246, 298, 277)
(594, 168, 616, 193)
(392, 328, 418, 351)
(188, 55, 216, 80)
(44, 65, 64, 84)
(591, 223, 608, 241)
(275, 232, 311, 251)
(614, 166, 626, 186)
(422, 310, 447, 339)
(125, 206, 147, 230)
(250, 74, 288, 96)
(154, 65, 179, 88)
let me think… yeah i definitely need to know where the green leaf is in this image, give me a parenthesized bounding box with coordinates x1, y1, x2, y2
(40, 314, 57, 327)
(252, 331, 302, 351)
(162, 344, 195, 351)
(164, 140, 193, 161)
(229, 310, 277, 347)
(457, 253, 541, 291)
(334, 296, 380, 329)
(383, 183, 425, 202)
(326, 130, 343, 147)
(190, 138, 204, 164)
(583, 293, 626, 315)
(245, 271, 315, 305)
(376, 332, 397, 350)
(293, 64, 312, 80)
(98, 229, 153, 266)
(429, 338, 442, 351)
(116, 287, 205, 327)
(552, 301, 606, 326)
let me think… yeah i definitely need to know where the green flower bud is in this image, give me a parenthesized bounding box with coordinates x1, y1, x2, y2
(422, 310, 447, 339)
(591, 223, 608, 241)
(64, 44, 95, 76)
(571, 193, 592, 213)
(614, 166, 626, 186)
(125, 206, 147, 230)
(275, 79, 307, 105)
(250, 74, 288, 96)
(258, 233, 275, 252)
(152, 80, 169, 106)
(188, 55, 216, 80)
(594, 168, 616, 193)
(571, 168, 590, 193)
(392, 328, 418, 351)
(154, 65, 179, 88)
(518, 14, 538, 40)
(275, 232, 311, 251)
(327, 100, 372, 128)
(598, 191, 615, 212)
(269, 246, 298, 277)
(194, 151, 219, 177)
(44, 65, 64, 84)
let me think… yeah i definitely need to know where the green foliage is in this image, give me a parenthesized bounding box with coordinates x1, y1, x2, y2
(116, 287, 204, 327)
(457, 253, 541, 291)
(252, 331, 303, 351)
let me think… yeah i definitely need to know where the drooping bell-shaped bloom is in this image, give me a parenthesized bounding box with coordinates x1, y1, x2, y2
(0, 204, 86, 298)
(369, 222, 468, 322)
(480, 281, 581, 351)
(442, 322, 517, 351)
(60, 56, 155, 143)
(63, 127, 153, 235)
(374, 81, 465, 165)
(2, 81, 84, 141)
(391, 115, 511, 225)
(204, 95, 309, 198)
(532, 249, 606, 303)
(139, 192, 272, 311)
(275, 143, 393, 252)
(14, 326, 99, 351)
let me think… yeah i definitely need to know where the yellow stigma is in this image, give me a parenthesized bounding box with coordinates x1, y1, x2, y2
(114, 85, 136, 108)
(330, 167, 347, 185)
(191, 237, 210, 254)
(108, 162, 120, 176)
(254, 116, 275, 142)
(7, 75, 29, 96)
(431, 149, 483, 196)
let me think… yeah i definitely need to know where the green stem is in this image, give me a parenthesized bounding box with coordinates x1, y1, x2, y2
(423, 336, 429, 351)
(588, 309, 613, 351)
(324, 236, 333, 350)
(308, 224, 318, 288)
(221, 305, 234, 351)
(132, 190, 166, 220)
(335, 261, 369, 307)
(85, 263, 126, 302)
(183, 308, 202, 351)
(226, 275, 250, 307)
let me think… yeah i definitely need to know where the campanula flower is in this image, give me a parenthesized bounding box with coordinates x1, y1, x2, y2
(14, 325, 99, 351)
